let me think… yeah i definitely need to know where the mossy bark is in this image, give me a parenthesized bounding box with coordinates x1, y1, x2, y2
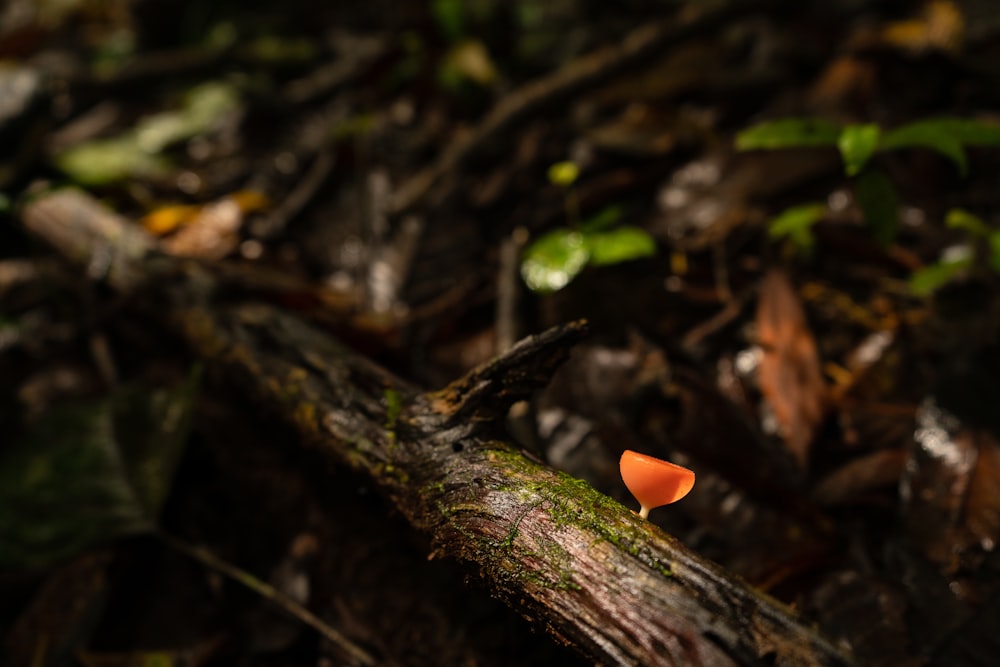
(22, 189, 857, 667)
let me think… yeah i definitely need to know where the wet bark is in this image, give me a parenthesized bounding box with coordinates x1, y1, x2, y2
(21, 188, 857, 667)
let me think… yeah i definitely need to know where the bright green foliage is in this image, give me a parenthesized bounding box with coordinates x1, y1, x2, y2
(141, 81, 239, 150)
(767, 202, 826, 252)
(0, 370, 199, 569)
(909, 209, 1000, 294)
(881, 117, 1000, 176)
(521, 207, 656, 293)
(547, 161, 580, 187)
(946, 207, 991, 236)
(855, 168, 898, 247)
(910, 247, 972, 296)
(586, 226, 657, 266)
(838, 124, 881, 176)
(739, 115, 1000, 264)
(526, 166, 655, 292)
(923, 118, 1000, 145)
(521, 229, 589, 293)
(56, 81, 240, 185)
(735, 118, 841, 150)
(739, 115, 1000, 178)
(882, 122, 967, 175)
(953, 209, 1000, 275)
(56, 136, 169, 186)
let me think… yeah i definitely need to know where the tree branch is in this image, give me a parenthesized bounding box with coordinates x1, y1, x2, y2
(21, 188, 856, 667)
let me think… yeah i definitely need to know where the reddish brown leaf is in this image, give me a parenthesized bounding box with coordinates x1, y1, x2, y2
(807, 55, 876, 114)
(756, 270, 828, 469)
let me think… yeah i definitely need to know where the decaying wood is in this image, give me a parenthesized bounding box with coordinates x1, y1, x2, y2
(21, 188, 857, 667)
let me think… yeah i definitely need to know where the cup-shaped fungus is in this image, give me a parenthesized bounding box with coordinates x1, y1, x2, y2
(619, 450, 695, 519)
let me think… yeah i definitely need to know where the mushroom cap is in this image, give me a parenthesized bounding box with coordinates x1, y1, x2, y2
(619, 450, 696, 510)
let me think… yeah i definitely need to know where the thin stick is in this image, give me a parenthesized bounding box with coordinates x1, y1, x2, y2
(157, 531, 377, 667)
(389, 0, 775, 216)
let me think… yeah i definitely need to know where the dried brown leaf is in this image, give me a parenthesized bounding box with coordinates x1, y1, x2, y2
(159, 196, 259, 260)
(807, 55, 876, 113)
(756, 270, 827, 469)
(881, 0, 964, 54)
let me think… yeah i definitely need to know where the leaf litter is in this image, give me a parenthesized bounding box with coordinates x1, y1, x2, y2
(5, 0, 1000, 665)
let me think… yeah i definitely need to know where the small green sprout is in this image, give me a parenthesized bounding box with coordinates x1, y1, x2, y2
(520, 203, 656, 294)
(909, 209, 1000, 295)
(547, 161, 580, 187)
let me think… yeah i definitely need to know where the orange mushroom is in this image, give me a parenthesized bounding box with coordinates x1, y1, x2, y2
(619, 450, 695, 519)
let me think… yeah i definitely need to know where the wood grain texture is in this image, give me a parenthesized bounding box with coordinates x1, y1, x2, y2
(22, 188, 856, 667)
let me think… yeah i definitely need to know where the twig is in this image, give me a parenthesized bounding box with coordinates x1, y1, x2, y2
(157, 532, 377, 667)
(495, 228, 527, 353)
(682, 287, 752, 351)
(22, 188, 856, 667)
(389, 0, 777, 216)
(251, 148, 335, 240)
(281, 33, 388, 106)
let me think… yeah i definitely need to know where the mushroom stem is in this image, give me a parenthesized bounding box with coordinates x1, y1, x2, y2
(639, 505, 650, 519)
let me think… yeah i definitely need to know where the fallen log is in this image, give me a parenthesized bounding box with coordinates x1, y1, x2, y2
(21, 188, 857, 667)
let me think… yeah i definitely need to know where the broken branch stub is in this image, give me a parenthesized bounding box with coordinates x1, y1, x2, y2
(21, 188, 856, 667)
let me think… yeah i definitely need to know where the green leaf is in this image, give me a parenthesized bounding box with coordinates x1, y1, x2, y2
(946, 208, 991, 237)
(767, 203, 826, 252)
(909, 248, 972, 296)
(0, 372, 199, 569)
(55, 81, 240, 185)
(947, 119, 1000, 146)
(521, 229, 589, 293)
(838, 124, 881, 176)
(584, 226, 657, 266)
(855, 168, 899, 246)
(880, 118, 982, 175)
(735, 118, 842, 150)
(135, 82, 239, 153)
(885, 116, 1000, 147)
(547, 161, 580, 187)
(56, 136, 169, 186)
